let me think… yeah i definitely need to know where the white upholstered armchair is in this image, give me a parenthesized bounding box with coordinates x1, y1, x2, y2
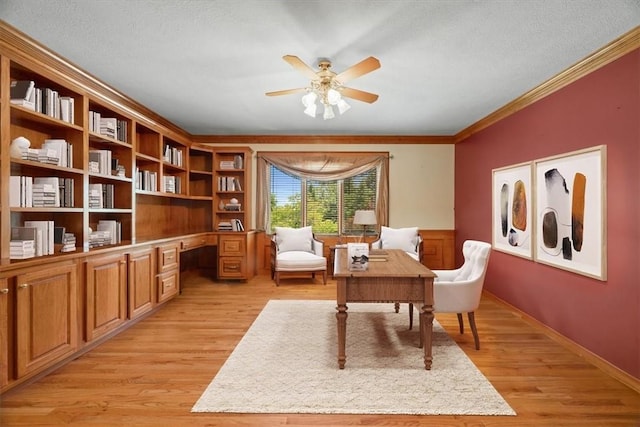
(371, 226, 423, 262)
(270, 226, 327, 286)
(409, 239, 492, 350)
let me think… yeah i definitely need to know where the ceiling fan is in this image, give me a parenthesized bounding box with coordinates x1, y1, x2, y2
(266, 55, 381, 119)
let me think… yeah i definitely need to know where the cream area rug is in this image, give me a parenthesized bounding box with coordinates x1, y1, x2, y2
(192, 300, 516, 415)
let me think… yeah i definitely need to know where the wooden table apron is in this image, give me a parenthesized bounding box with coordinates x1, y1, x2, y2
(333, 248, 436, 370)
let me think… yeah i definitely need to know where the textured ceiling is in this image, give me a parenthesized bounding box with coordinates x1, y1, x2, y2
(1, 0, 639, 136)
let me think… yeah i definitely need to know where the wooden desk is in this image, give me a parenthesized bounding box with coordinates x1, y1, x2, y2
(333, 248, 436, 370)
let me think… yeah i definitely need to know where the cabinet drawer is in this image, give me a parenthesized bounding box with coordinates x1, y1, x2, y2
(218, 257, 245, 278)
(157, 243, 179, 273)
(181, 235, 207, 252)
(157, 270, 179, 303)
(218, 236, 245, 256)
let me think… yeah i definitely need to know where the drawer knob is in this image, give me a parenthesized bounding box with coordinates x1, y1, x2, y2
(0, 288, 8, 294)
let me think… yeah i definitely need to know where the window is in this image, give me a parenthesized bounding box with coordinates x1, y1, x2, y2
(269, 165, 378, 234)
(257, 151, 389, 233)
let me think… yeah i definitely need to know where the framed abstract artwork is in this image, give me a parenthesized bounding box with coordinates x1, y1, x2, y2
(492, 162, 533, 259)
(534, 145, 607, 280)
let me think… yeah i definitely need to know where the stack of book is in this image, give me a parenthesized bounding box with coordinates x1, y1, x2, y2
(97, 219, 121, 245)
(54, 227, 76, 253)
(10, 227, 38, 259)
(22, 220, 55, 256)
(32, 177, 60, 207)
(217, 221, 233, 231)
(219, 160, 236, 169)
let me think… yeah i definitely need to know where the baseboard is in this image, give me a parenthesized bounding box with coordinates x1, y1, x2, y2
(483, 291, 640, 394)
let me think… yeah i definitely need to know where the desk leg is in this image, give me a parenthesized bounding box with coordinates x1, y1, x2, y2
(420, 304, 434, 370)
(336, 303, 348, 369)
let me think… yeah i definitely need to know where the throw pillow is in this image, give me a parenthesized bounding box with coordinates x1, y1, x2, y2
(275, 226, 313, 253)
(380, 226, 418, 253)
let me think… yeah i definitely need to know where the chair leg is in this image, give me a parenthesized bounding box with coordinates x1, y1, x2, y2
(468, 312, 480, 350)
(457, 313, 464, 334)
(408, 303, 414, 330)
(275, 271, 280, 286)
(322, 269, 327, 285)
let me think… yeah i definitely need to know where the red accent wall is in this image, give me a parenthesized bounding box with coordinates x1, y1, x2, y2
(455, 49, 640, 378)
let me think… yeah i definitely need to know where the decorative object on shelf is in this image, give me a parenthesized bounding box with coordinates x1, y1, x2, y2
(10, 136, 30, 158)
(266, 55, 380, 120)
(224, 198, 241, 211)
(353, 209, 377, 242)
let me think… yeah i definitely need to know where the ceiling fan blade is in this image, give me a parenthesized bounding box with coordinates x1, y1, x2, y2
(265, 88, 307, 97)
(340, 87, 379, 103)
(282, 55, 319, 81)
(335, 56, 381, 84)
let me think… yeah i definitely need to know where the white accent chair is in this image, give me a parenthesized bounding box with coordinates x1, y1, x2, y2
(270, 226, 327, 286)
(371, 226, 423, 262)
(371, 226, 423, 313)
(409, 239, 492, 350)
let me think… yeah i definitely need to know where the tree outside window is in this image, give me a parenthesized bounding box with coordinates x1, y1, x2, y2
(270, 165, 377, 234)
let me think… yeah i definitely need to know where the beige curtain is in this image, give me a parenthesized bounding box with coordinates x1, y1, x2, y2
(256, 152, 389, 232)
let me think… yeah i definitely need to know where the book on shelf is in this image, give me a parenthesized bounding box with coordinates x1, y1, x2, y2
(23, 220, 54, 256)
(10, 80, 36, 110)
(217, 221, 233, 231)
(32, 177, 61, 207)
(42, 139, 73, 168)
(219, 160, 236, 169)
(231, 218, 244, 232)
(100, 117, 117, 139)
(97, 220, 121, 245)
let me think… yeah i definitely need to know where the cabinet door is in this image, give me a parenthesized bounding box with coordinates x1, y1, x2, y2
(0, 278, 9, 388)
(157, 270, 179, 303)
(128, 247, 155, 319)
(85, 253, 127, 341)
(15, 264, 78, 378)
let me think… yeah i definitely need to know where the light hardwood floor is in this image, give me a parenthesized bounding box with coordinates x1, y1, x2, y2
(1, 270, 639, 426)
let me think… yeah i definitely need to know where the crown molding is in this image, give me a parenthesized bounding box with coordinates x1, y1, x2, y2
(192, 135, 455, 145)
(455, 26, 640, 143)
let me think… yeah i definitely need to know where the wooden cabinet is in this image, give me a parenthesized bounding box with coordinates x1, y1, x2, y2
(156, 243, 179, 302)
(85, 253, 127, 341)
(0, 278, 9, 388)
(218, 233, 255, 280)
(127, 247, 155, 319)
(15, 263, 78, 378)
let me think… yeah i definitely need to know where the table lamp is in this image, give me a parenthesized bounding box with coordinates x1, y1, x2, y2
(353, 210, 377, 242)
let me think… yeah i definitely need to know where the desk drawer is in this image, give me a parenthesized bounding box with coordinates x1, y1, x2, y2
(218, 256, 245, 278)
(157, 243, 179, 273)
(181, 235, 207, 252)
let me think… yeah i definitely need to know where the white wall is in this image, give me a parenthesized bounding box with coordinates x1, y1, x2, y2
(224, 143, 455, 230)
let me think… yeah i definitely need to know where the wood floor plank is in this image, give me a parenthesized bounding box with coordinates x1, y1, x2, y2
(1, 271, 639, 426)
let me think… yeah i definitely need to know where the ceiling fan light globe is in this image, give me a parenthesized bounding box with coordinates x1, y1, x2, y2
(327, 88, 341, 105)
(304, 103, 317, 117)
(323, 105, 335, 120)
(337, 99, 351, 114)
(301, 91, 317, 107)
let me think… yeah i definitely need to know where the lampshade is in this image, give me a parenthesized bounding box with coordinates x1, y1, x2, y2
(337, 98, 351, 114)
(353, 210, 377, 226)
(323, 104, 335, 120)
(303, 102, 317, 117)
